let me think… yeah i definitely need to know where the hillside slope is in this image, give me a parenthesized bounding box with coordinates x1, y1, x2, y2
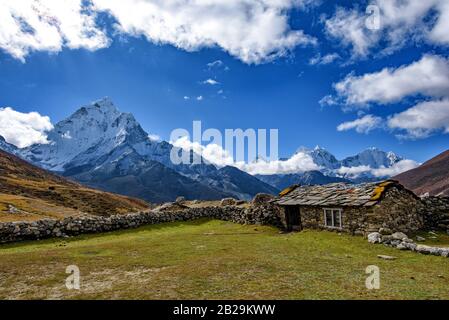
(0, 150, 149, 221)
(394, 149, 449, 196)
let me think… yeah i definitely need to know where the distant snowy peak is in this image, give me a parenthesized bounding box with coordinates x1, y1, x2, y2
(340, 147, 403, 169)
(297, 146, 340, 170)
(296, 146, 402, 170)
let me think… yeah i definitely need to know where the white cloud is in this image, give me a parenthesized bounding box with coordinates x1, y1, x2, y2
(148, 134, 161, 141)
(0, 107, 53, 148)
(388, 99, 449, 139)
(325, 0, 449, 58)
(333, 55, 449, 106)
(207, 60, 223, 68)
(183, 96, 190, 100)
(0, 0, 109, 61)
(196, 95, 204, 101)
(309, 53, 340, 65)
(371, 159, 420, 177)
(171, 136, 319, 175)
(202, 79, 219, 85)
(336, 160, 419, 178)
(336, 165, 371, 177)
(238, 152, 319, 175)
(325, 7, 377, 57)
(92, 0, 317, 64)
(337, 115, 383, 134)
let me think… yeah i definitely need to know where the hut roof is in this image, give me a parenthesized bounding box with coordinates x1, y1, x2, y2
(275, 180, 407, 207)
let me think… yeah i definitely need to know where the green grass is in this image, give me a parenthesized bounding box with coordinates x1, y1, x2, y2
(411, 231, 449, 247)
(0, 219, 448, 300)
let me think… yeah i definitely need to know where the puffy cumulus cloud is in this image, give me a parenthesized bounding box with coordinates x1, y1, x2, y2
(92, 0, 317, 64)
(325, 0, 449, 58)
(0, 0, 109, 61)
(336, 160, 419, 178)
(171, 136, 235, 167)
(0, 107, 54, 148)
(332, 55, 449, 106)
(325, 7, 377, 58)
(371, 159, 420, 177)
(337, 115, 383, 134)
(388, 99, 449, 139)
(239, 152, 319, 175)
(336, 165, 371, 177)
(170, 136, 319, 175)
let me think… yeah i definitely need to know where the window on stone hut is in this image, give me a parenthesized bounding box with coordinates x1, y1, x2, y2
(324, 208, 342, 228)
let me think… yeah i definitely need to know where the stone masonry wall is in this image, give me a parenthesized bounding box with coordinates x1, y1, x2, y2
(421, 196, 449, 231)
(371, 187, 424, 233)
(279, 187, 424, 235)
(287, 206, 371, 236)
(0, 203, 283, 244)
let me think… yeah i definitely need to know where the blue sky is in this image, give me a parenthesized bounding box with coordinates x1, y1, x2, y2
(1, 0, 449, 163)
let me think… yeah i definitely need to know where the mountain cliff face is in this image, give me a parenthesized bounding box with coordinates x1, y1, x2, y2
(395, 149, 449, 197)
(13, 98, 274, 202)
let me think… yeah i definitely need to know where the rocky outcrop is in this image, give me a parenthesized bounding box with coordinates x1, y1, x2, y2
(0, 204, 283, 244)
(367, 229, 449, 258)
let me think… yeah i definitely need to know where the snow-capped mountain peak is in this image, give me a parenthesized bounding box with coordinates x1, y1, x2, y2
(340, 148, 403, 169)
(296, 146, 340, 170)
(21, 98, 149, 171)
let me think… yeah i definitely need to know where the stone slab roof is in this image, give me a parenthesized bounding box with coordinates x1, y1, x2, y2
(276, 180, 402, 207)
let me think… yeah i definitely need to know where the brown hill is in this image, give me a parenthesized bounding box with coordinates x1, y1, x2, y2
(394, 149, 449, 197)
(0, 150, 149, 222)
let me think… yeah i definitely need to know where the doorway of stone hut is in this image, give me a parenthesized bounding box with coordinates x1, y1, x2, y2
(285, 205, 302, 231)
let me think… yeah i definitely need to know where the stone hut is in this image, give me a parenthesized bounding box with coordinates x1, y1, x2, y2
(275, 180, 424, 235)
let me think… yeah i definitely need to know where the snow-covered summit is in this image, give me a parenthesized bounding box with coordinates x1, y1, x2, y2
(21, 98, 150, 171)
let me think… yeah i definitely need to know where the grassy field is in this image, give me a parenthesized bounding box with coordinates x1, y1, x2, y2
(0, 219, 448, 300)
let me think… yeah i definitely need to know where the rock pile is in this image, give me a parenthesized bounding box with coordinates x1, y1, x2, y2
(367, 229, 449, 258)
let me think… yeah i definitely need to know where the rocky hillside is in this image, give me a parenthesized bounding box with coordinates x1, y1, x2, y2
(0, 150, 149, 221)
(395, 149, 449, 196)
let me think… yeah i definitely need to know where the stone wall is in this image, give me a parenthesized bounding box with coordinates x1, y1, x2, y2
(0, 203, 283, 244)
(281, 205, 371, 236)
(421, 196, 449, 231)
(371, 187, 424, 233)
(279, 186, 424, 235)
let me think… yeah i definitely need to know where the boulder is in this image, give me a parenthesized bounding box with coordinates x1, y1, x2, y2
(377, 255, 396, 260)
(220, 198, 237, 206)
(391, 232, 408, 241)
(175, 196, 186, 204)
(416, 236, 426, 242)
(154, 202, 188, 212)
(251, 193, 275, 206)
(368, 232, 382, 244)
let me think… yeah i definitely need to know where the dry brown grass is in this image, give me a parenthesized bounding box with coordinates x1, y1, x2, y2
(0, 150, 149, 221)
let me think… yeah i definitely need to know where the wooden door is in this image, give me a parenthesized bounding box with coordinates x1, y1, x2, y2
(285, 206, 302, 231)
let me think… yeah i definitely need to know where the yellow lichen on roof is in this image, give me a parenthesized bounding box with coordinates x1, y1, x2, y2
(279, 185, 299, 197)
(370, 180, 396, 201)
